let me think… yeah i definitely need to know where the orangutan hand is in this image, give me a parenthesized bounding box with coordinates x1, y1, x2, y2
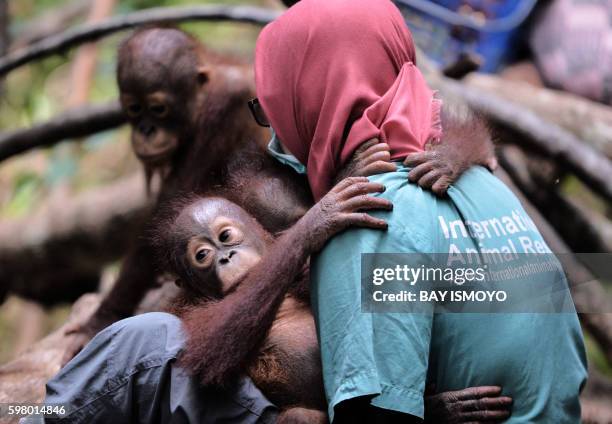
(335, 138, 396, 184)
(425, 385, 512, 423)
(299, 176, 392, 253)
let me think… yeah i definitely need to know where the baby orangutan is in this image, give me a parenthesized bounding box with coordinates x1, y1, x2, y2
(154, 178, 512, 424)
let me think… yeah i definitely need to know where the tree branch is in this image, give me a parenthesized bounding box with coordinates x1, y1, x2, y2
(0, 101, 125, 163)
(0, 5, 281, 75)
(499, 145, 612, 253)
(0, 173, 150, 305)
(496, 166, 612, 366)
(464, 73, 612, 159)
(429, 75, 612, 202)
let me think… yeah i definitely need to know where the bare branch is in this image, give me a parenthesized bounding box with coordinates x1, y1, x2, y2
(429, 75, 612, 202)
(0, 5, 281, 75)
(0, 101, 125, 163)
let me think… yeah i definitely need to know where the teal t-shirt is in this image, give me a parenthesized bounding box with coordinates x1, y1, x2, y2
(267, 138, 587, 423)
(430, 167, 587, 423)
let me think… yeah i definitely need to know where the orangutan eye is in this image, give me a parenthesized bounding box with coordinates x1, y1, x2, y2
(127, 103, 142, 117)
(219, 229, 231, 243)
(195, 248, 209, 262)
(150, 104, 168, 117)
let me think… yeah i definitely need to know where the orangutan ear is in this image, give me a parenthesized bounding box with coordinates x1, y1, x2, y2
(197, 66, 211, 85)
(174, 278, 184, 289)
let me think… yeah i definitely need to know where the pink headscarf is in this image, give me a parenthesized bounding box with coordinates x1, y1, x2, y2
(255, 0, 441, 200)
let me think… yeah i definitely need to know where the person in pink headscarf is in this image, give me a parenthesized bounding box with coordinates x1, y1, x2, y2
(254, 0, 587, 423)
(256, 0, 440, 201)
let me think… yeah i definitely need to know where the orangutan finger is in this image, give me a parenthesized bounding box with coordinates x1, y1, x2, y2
(407, 160, 438, 182)
(403, 151, 436, 167)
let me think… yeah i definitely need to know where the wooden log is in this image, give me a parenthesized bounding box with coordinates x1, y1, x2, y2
(464, 73, 612, 158)
(0, 173, 150, 305)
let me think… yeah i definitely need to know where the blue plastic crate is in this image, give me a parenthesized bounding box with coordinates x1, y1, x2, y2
(394, 0, 537, 73)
